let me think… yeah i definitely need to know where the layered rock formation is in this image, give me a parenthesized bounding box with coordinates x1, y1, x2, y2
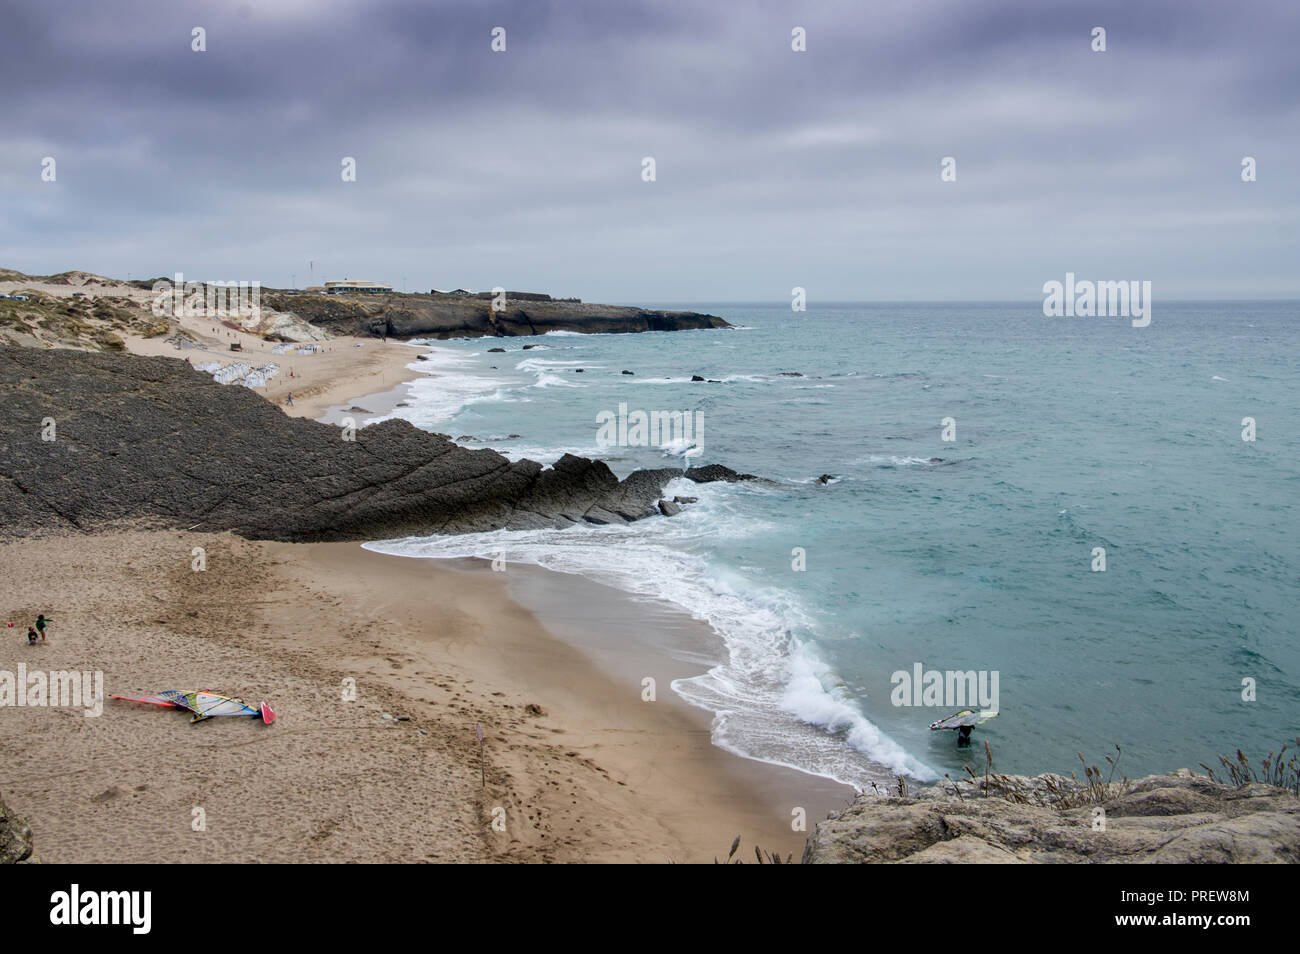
(803, 770, 1300, 863)
(0, 347, 746, 542)
(260, 291, 731, 340)
(0, 793, 33, 864)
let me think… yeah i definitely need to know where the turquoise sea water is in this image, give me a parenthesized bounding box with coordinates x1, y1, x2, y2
(366, 301, 1299, 789)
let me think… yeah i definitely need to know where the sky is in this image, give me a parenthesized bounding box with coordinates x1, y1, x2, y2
(2, 0, 1297, 303)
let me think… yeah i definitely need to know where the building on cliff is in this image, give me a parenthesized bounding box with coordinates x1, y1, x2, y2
(324, 280, 392, 294)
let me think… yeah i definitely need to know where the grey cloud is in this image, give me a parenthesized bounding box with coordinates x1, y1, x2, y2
(1, 0, 1296, 300)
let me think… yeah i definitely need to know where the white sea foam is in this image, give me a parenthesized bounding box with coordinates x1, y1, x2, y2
(492, 442, 609, 465)
(514, 357, 589, 372)
(515, 356, 599, 389)
(361, 333, 937, 789)
(659, 437, 703, 460)
(364, 482, 935, 789)
(369, 348, 513, 427)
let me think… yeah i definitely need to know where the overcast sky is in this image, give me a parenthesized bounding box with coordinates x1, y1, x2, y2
(2, 0, 1297, 302)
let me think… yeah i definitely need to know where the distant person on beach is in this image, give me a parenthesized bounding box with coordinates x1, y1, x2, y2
(286, 392, 294, 407)
(26, 627, 39, 645)
(35, 614, 50, 641)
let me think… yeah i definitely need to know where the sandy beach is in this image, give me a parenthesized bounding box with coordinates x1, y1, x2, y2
(121, 312, 424, 421)
(0, 283, 856, 862)
(0, 530, 848, 863)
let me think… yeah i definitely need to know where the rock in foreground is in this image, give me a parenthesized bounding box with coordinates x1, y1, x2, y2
(0, 793, 33, 864)
(803, 770, 1300, 863)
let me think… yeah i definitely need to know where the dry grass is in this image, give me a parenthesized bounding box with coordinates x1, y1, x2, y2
(958, 743, 1132, 809)
(1199, 739, 1300, 794)
(0, 292, 169, 349)
(714, 835, 796, 864)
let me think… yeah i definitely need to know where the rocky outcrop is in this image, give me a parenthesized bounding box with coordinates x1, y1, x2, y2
(0, 347, 737, 542)
(260, 292, 731, 340)
(0, 793, 34, 864)
(803, 770, 1300, 864)
(684, 464, 758, 483)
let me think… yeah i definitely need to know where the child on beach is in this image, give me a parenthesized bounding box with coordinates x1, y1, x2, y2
(26, 627, 39, 645)
(35, 614, 50, 641)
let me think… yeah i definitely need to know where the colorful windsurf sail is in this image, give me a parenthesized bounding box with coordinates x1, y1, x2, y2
(111, 689, 275, 724)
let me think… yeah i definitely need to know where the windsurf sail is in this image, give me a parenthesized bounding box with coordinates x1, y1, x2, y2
(930, 709, 998, 730)
(163, 690, 260, 722)
(112, 689, 274, 724)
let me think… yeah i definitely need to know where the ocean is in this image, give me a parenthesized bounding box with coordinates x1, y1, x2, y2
(363, 301, 1300, 791)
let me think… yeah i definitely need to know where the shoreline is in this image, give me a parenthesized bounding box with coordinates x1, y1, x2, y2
(329, 345, 861, 834)
(305, 545, 853, 859)
(317, 378, 420, 426)
(118, 307, 429, 422)
(0, 531, 843, 862)
(493, 560, 857, 811)
(7, 320, 860, 861)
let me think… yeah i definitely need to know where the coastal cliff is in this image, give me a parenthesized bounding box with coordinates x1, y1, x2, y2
(259, 291, 731, 340)
(803, 769, 1300, 863)
(0, 346, 741, 542)
(1, 269, 730, 350)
